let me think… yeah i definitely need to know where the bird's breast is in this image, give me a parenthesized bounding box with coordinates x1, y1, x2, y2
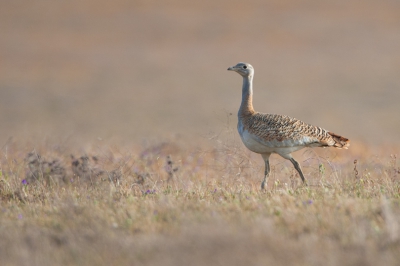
(238, 121, 273, 153)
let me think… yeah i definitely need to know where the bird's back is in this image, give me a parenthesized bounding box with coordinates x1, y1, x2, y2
(238, 112, 349, 152)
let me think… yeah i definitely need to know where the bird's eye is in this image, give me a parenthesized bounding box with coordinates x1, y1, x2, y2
(243, 65, 247, 69)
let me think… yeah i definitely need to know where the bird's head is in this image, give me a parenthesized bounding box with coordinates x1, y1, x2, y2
(227, 62, 254, 77)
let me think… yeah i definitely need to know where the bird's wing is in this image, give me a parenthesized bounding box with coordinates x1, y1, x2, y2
(241, 113, 335, 148)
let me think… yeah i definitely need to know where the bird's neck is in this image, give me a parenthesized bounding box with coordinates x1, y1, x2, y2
(239, 76, 255, 117)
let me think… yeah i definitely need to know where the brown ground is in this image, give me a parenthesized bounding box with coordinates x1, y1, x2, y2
(0, 1, 400, 265)
(1, 0, 400, 145)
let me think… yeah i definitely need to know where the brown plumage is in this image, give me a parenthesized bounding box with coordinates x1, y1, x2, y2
(328, 131, 350, 149)
(228, 62, 350, 190)
(240, 113, 350, 148)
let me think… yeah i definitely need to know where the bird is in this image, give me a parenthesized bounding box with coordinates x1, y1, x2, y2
(227, 62, 349, 190)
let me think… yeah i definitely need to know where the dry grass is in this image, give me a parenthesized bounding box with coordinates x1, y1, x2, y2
(0, 136, 399, 266)
(1, 1, 400, 265)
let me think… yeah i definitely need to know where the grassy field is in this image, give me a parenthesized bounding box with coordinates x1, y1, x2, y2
(0, 136, 399, 265)
(1, 0, 400, 265)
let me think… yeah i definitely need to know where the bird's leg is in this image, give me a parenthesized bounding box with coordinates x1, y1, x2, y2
(261, 153, 271, 190)
(261, 160, 270, 190)
(289, 158, 308, 186)
(279, 153, 308, 186)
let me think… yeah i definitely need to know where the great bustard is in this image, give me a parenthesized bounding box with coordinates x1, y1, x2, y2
(227, 62, 349, 190)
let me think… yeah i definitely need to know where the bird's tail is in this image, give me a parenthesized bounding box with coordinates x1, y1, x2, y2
(328, 132, 350, 149)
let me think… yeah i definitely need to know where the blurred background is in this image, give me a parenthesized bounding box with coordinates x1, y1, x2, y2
(1, 0, 400, 146)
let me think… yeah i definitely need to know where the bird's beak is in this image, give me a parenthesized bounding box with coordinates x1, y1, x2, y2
(227, 66, 235, 71)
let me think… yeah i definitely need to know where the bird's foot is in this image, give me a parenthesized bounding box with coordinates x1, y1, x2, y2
(261, 180, 267, 191)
